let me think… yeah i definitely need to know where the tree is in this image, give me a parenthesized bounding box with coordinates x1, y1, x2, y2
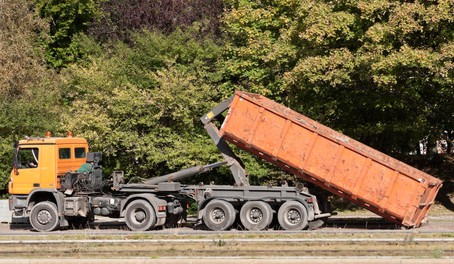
(88, 0, 224, 43)
(221, 0, 453, 154)
(0, 0, 62, 192)
(36, 0, 103, 68)
(61, 29, 228, 180)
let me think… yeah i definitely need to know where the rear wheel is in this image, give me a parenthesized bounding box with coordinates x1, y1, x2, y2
(203, 200, 236, 231)
(240, 201, 273, 231)
(124, 200, 156, 231)
(30, 201, 59, 232)
(277, 201, 308, 230)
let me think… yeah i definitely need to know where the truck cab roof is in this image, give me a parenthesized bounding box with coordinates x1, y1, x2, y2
(18, 136, 88, 146)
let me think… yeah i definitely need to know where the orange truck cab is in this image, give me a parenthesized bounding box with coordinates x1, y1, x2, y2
(8, 132, 88, 225)
(8, 131, 170, 232)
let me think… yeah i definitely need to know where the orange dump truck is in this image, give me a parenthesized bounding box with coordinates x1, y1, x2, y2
(215, 91, 442, 228)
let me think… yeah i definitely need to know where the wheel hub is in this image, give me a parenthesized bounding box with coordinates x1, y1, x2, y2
(134, 210, 146, 222)
(37, 210, 52, 225)
(249, 208, 263, 223)
(212, 208, 225, 223)
(287, 209, 301, 224)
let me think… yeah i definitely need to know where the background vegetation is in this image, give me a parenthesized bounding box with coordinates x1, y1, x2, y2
(1, 0, 452, 200)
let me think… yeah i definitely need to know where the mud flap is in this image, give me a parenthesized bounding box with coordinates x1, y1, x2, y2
(308, 219, 325, 230)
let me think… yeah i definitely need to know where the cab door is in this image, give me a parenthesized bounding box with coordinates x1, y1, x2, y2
(9, 146, 42, 195)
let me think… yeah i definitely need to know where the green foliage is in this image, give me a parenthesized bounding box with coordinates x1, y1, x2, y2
(221, 0, 454, 154)
(0, 0, 63, 191)
(62, 29, 225, 179)
(220, 0, 295, 98)
(1, 0, 453, 193)
(36, 0, 103, 68)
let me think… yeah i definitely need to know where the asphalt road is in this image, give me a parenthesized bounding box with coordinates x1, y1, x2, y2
(0, 215, 453, 263)
(2, 214, 454, 234)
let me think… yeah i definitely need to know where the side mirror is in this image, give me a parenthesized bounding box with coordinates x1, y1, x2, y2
(12, 141, 19, 175)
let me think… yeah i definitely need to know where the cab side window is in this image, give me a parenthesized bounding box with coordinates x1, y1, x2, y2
(59, 148, 71, 159)
(18, 148, 39, 169)
(75, 148, 86, 159)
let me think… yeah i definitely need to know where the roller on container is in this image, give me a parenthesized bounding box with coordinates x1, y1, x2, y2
(217, 91, 443, 228)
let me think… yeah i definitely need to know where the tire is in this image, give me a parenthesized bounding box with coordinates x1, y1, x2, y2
(239, 201, 273, 231)
(124, 200, 156, 231)
(202, 200, 236, 231)
(277, 201, 308, 230)
(30, 201, 60, 232)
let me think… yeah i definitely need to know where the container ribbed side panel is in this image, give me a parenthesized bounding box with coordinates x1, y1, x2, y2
(220, 91, 443, 227)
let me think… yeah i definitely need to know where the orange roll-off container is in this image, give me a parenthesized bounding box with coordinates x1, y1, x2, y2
(219, 91, 443, 228)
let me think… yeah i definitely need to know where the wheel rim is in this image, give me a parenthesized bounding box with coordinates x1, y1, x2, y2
(37, 210, 53, 225)
(210, 208, 226, 223)
(248, 208, 263, 224)
(286, 208, 301, 225)
(132, 209, 147, 223)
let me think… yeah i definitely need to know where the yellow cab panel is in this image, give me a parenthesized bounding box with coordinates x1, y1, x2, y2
(8, 133, 88, 195)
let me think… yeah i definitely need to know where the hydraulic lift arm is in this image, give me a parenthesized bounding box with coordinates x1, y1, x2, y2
(201, 96, 249, 186)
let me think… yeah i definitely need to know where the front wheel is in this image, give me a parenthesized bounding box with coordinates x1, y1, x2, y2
(124, 200, 156, 231)
(30, 201, 60, 232)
